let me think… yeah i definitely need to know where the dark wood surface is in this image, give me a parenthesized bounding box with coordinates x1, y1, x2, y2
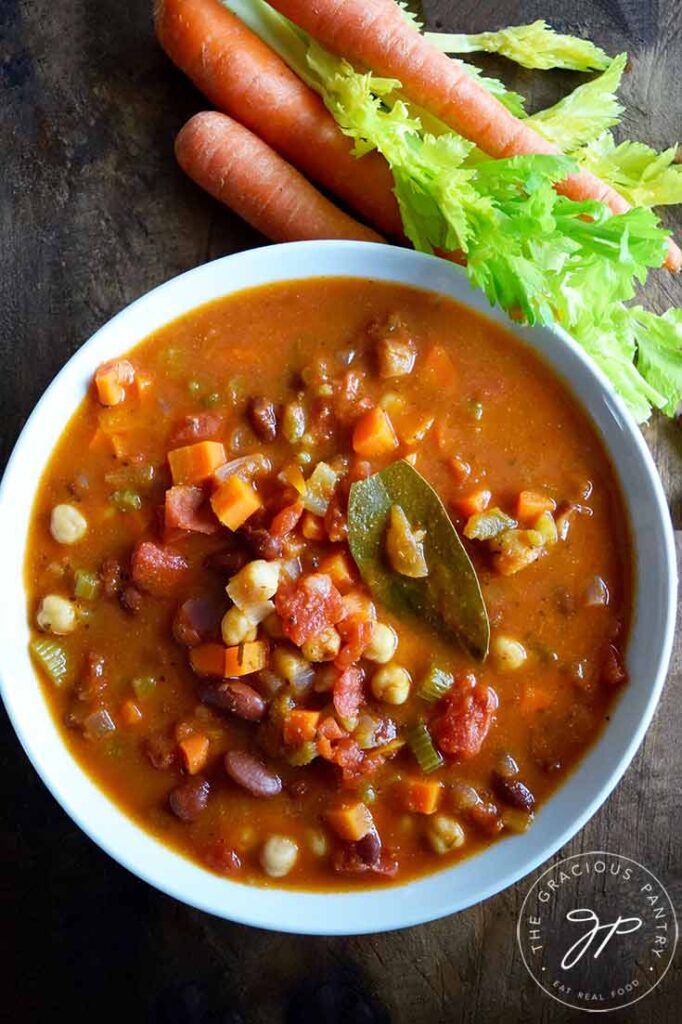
(1, 1, 680, 1020)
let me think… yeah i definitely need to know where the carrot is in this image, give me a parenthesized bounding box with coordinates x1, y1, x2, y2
(179, 733, 210, 774)
(268, 0, 681, 272)
(393, 410, 435, 446)
(455, 488, 492, 517)
(319, 550, 356, 590)
(155, 0, 401, 238)
(175, 112, 384, 245)
(282, 709, 321, 746)
(168, 440, 227, 485)
(223, 641, 268, 677)
(120, 699, 143, 726)
(516, 490, 556, 522)
(325, 801, 374, 841)
(94, 359, 135, 406)
(421, 345, 457, 388)
(395, 777, 442, 815)
(190, 644, 227, 677)
(210, 473, 262, 530)
(352, 407, 399, 458)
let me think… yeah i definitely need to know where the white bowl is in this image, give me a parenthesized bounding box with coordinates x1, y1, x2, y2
(0, 242, 676, 934)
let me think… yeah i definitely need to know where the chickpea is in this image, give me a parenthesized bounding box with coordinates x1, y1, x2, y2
(227, 559, 280, 610)
(271, 647, 315, 692)
(260, 835, 299, 878)
(364, 622, 398, 664)
(50, 503, 88, 545)
(36, 594, 77, 635)
(427, 815, 465, 855)
(371, 664, 411, 705)
(302, 626, 341, 662)
(491, 636, 527, 671)
(221, 606, 257, 646)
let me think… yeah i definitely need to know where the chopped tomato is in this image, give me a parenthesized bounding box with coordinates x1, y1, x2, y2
(130, 541, 189, 596)
(333, 665, 365, 720)
(433, 683, 497, 760)
(275, 573, 344, 646)
(270, 499, 304, 538)
(169, 412, 224, 447)
(335, 616, 374, 668)
(165, 485, 218, 535)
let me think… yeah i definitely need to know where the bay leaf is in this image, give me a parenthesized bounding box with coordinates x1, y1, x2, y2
(347, 460, 489, 660)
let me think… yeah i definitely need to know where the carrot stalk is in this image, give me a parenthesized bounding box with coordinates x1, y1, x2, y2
(155, 0, 402, 237)
(267, 0, 680, 271)
(175, 111, 384, 244)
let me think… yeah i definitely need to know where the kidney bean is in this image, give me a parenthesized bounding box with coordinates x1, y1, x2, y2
(238, 523, 283, 560)
(204, 547, 249, 575)
(224, 750, 282, 797)
(169, 777, 210, 822)
(356, 829, 382, 867)
(100, 557, 124, 597)
(200, 681, 266, 722)
(491, 773, 535, 811)
(248, 397, 279, 442)
(76, 652, 106, 702)
(202, 839, 242, 876)
(173, 595, 223, 647)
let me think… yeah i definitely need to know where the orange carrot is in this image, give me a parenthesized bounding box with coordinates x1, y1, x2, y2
(319, 550, 356, 590)
(190, 643, 227, 677)
(168, 440, 227, 484)
(223, 641, 268, 677)
(210, 473, 262, 530)
(176, 112, 384, 245)
(421, 345, 457, 388)
(94, 359, 135, 406)
(455, 488, 491, 517)
(325, 801, 374, 841)
(516, 490, 556, 522)
(155, 0, 402, 238)
(268, 0, 681, 272)
(179, 733, 210, 774)
(120, 699, 143, 726)
(282, 709, 321, 746)
(395, 777, 442, 815)
(352, 407, 399, 457)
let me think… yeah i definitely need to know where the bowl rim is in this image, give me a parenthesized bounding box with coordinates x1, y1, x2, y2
(0, 240, 677, 935)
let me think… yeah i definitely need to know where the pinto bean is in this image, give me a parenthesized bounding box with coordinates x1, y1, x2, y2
(491, 773, 535, 811)
(200, 681, 266, 722)
(169, 777, 210, 822)
(224, 750, 282, 797)
(248, 397, 279, 442)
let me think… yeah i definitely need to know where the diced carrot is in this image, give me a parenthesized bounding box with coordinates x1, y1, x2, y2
(94, 359, 135, 407)
(394, 410, 435, 446)
(190, 644, 227, 677)
(282, 709, 321, 746)
(168, 440, 226, 485)
(211, 474, 262, 530)
(352, 407, 398, 458)
(521, 686, 554, 713)
(421, 345, 456, 388)
(179, 733, 210, 775)
(120, 699, 143, 726)
(455, 488, 492, 517)
(319, 550, 356, 590)
(279, 461, 307, 495)
(223, 641, 268, 677)
(447, 456, 471, 486)
(133, 372, 153, 398)
(325, 801, 374, 841)
(396, 777, 442, 815)
(516, 490, 557, 522)
(301, 511, 326, 540)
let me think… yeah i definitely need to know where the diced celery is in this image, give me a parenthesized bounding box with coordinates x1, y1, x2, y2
(282, 402, 306, 443)
(418, 666, 455, 703)
(73, 569, 100, 601)
(303, 461, 338, 515)
(463, 508, 517, 541)
(287, 741, 319, 766)
(30, 637, 70, 687)
(407, 721, 444, 774)
(111, 489, 142, 512)
(131, 675, 157, 699)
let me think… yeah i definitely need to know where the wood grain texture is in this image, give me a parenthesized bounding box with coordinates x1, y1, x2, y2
(1, 1, 680, 1020)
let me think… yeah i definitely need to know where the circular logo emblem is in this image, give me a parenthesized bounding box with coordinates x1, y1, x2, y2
(517, 851, 678, 1012)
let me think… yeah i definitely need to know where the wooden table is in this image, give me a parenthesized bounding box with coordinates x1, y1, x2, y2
(1, 1, 679, 1020)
